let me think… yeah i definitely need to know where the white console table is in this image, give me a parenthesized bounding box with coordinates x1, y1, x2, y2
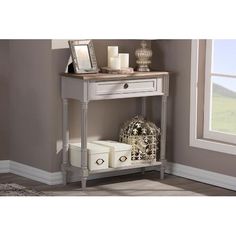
(61, 71, 169, 189)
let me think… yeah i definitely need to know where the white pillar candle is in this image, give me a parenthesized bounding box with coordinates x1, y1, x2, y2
(110, 56, 120, 70)
(119, 53, 129, 68)
(108, 46, 118, 67)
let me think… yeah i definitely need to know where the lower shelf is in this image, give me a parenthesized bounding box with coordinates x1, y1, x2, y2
(64, 161, 162, 175)
(89, 161, 162, 174)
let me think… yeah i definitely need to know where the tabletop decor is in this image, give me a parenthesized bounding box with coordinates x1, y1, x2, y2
(135, 40, 152, 72)
(107, 46, 119, 68)
(102, 45, 133, 74)
(119, 116, 161, 163)
(68, 40, 99, 74)
(100, 67, 134, 74)
(110, 55, 120, 69)
(119, 53, 129, 68)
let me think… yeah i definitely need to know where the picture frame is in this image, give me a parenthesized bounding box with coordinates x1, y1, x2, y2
(68, 40, 99, 74)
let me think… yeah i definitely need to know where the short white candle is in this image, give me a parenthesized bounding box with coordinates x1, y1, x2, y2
(110, 56, 120, 70)
(108, 46, 118, 67)
(119, 53, 129, 68)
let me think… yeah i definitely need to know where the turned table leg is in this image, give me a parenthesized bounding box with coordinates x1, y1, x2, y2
(62, 98, 69, 185)
(160, 76, 169, 180)
(81, 101, 89, 190)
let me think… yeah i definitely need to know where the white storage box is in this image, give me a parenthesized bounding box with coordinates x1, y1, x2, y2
(69, 143, 109, 171)
(92, 140, 132, 168)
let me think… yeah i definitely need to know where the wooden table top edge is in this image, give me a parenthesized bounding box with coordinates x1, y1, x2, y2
(60, 71, 169, 81)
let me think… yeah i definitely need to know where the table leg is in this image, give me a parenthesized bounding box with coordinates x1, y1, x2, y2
(62, 98, 69, 185)
(160, 79, 168, 179)
(81, 101, 89, 190)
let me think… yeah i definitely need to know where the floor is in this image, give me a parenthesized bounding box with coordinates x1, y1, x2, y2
(0, 171, 235, 196)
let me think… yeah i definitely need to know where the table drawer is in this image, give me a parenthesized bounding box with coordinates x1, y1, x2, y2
(89, 78, 163, 100)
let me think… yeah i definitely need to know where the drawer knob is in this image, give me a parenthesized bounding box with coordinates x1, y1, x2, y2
(123, 83, 129, 89)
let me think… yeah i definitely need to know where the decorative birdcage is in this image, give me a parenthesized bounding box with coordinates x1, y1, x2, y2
(119, 116, 161, 163)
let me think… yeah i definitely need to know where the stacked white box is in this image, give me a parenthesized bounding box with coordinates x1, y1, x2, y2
(69, 143, 109, 171)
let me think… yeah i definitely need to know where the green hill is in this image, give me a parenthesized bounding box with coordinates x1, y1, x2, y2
(213, 83, 236, 98)
(212, 83, 236, 135)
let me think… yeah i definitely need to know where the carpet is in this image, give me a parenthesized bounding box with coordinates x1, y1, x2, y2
(0, 183, 47, 196)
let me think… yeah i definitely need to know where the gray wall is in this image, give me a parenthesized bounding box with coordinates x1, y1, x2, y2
(152, 40, 236, 177)
(9, 40, 56, 171)
(0, 40, 10, 160)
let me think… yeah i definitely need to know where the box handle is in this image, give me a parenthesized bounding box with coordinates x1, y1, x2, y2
(96, 158, 105, 165)
(119, 156, 127, 162)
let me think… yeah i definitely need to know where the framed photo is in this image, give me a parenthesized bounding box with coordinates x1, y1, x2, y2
(68, 40, 99, 74)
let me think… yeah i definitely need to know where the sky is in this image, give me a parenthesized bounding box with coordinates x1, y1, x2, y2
(212, 40, 236, 93)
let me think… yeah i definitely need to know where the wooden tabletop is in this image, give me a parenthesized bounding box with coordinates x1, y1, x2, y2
(60, 71, 169, 81)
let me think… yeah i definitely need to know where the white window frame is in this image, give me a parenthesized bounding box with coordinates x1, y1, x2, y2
(189, 40, 236, 155)
(204, 40, 236, 144)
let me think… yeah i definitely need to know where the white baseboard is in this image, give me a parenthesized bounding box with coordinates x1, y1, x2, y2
(0, 160, 62, 185)
(167, 162, 236, 191)
(0, 160, 158, 185)
(10, 161, 63, 185)
(0, 160, 157, 185)
(0, 160, 10, 173)
(1, 160, 236, 191)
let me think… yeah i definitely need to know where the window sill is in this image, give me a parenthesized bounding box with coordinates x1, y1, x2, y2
(190, 137, 236, 156)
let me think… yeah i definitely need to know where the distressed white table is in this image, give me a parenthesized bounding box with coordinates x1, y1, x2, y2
(61, 72, 169, 189)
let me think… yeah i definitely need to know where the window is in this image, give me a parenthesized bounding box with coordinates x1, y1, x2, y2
(190, 40, 236, 155)
(204, 40, 236, 144)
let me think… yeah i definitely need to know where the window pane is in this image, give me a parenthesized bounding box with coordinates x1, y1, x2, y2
(211, 76, 236, 135)
(212, 40, 236, 75)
